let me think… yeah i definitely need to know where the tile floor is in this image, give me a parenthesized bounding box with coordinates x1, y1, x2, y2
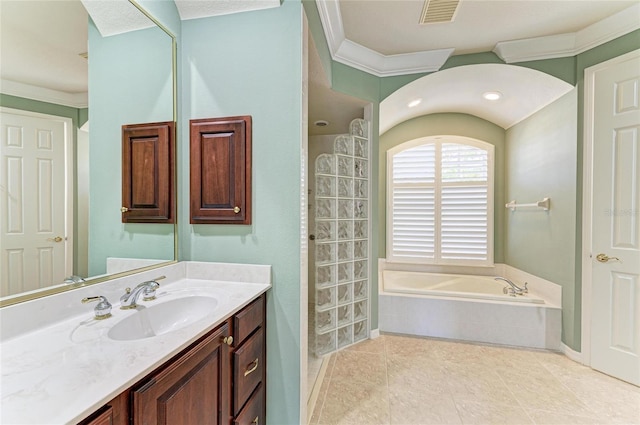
(309, 334, 640, 425)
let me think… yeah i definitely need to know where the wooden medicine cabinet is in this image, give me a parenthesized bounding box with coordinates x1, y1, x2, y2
(189, 116, 252, 225)
(121, 121, 175, 223)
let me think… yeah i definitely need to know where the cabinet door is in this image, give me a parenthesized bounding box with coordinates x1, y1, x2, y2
(190, 116, 251, 224)
(79, 392, 129, 425)
(122, 121, 175, 223)
(80, 406, 112, 425)
(132, 323, 231, 425)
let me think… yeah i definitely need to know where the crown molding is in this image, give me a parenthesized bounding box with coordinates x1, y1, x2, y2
(316, 0, 453, 77)
(1, 80, 88, 109)
(316, 1, 640, 76)
(494, 3, 640, 63)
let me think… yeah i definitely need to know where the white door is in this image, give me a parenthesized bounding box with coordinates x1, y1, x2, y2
(589, 50, 640, 386)
(0, 109, 71, 297)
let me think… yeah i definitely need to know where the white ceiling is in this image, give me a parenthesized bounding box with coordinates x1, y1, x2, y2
(340, 1, 637, 57)
(2, 1, 638, 133)
(0, 1, 89, 99)
(311, 0, 640, 135)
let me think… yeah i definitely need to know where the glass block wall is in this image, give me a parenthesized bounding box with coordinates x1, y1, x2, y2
(314, 119, 369, 356)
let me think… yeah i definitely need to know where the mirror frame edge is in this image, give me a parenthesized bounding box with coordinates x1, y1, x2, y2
(0, 0, 179, 308)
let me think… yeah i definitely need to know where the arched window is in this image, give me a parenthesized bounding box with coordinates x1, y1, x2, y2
(387, 136, 494, 265)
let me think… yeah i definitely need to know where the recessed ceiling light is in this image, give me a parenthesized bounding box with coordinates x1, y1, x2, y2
(483, 91, 502, 101)
(314, 120, 329, 127)
(408, 99, 422, 108)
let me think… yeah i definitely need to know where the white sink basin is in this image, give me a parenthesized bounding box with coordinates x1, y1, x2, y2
(108, 296, 218, 341)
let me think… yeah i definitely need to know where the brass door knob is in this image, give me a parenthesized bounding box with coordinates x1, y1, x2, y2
(47, 236, 63, 242)
(121, 207, 129, 213)
(596, 253, 620, 263)
(222, 335, 234, 346)
(233, 206, 241, 214)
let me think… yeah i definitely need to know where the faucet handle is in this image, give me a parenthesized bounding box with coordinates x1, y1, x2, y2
(82, 296, 112, 320)
(142, 281, 160, 301)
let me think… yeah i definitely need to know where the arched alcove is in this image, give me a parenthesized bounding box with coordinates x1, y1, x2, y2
(380, 64, 574, 134)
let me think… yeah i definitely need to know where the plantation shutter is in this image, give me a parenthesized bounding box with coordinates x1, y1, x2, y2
(389, 139, 492, 265)
(440, 143, 488, 261)
(391, 144, 435, 259)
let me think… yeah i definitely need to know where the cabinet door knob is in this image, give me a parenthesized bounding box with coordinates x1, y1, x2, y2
(252, 416, 259, 425)
(121, 206, 129, 213)
(222, 335, 233, 346)
(233, 206, 241, 214)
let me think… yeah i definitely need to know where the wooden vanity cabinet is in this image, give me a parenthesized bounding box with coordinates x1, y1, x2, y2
(78, 294, 266, 425)
(131, 321, 231, 425)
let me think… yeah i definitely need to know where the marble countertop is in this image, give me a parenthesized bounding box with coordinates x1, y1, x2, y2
(0, 262, 271, 425)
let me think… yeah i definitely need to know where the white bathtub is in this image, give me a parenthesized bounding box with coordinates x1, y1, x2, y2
(379, 268, 561, 350)
(383, 270, 545, 304)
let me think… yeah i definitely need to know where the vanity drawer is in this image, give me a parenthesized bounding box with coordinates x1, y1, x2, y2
(234, 294, 264, 345)
(233, 383, 265, 425)
(233, 327, 265, 415)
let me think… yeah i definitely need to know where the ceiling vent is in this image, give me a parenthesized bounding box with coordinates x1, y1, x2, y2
(420, 0, 461, 24)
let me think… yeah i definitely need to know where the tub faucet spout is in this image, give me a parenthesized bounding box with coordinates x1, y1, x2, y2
(495, 277, 527, 295)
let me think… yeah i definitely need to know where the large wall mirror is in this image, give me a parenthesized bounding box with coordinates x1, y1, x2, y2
(0, 0, 177, 306)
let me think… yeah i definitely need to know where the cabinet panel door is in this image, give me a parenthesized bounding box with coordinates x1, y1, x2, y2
(132, 322, 231, 425)
(190, 116, 251, 224)
(80, 406, 113, 425)
(122, 121, 174, 223)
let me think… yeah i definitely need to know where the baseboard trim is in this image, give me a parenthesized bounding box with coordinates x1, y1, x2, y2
(307, 355, 330, 424)
(561, 342, 583, 364)
(370, 328, 380, 339)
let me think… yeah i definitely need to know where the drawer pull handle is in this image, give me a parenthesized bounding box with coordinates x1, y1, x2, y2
(222, 336, 234, 346)
(244, 358, 259, 376)
(252, 416, 259, 425)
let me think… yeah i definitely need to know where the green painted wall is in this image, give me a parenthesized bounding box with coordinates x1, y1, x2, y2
(379, 113, 506, 264)
(0, 95, 87, 274)
(302, 0, 332, 84)
(180, 2, 304, 423)
(88, 19, 174, 275)
(505, 89, 578, 349)
(138, 0, 181, 37)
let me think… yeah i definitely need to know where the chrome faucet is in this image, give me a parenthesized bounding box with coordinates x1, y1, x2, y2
(120, 276, 165, 309)
(64, 275, 85, 284)
(495, 277, 528, 295)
